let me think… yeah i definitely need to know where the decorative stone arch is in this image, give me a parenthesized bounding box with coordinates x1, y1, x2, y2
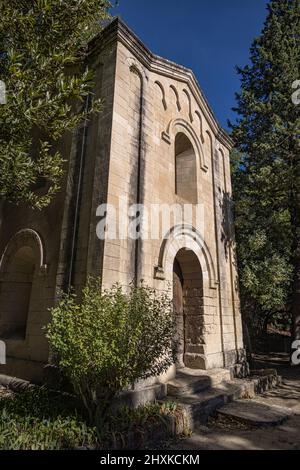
(126, 57, 149, 83)
(206, 129, 221, 175)
(154, 224, 218, 291)
(0, 229, 47, 278)
(170, 85, 181, 112)
(162, 118, 208, 172)
(205, 129, 214, 152)
(218, 145, 227, 186)
(182, 89, 193, 123)
(154, 80, 167, 110)
(195, 110, 205, 144)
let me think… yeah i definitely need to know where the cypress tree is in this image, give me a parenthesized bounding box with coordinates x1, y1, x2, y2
(231, 0, 300, 349)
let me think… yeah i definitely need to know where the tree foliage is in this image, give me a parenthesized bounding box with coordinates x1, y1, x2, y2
(47, 278, 177, 424)
(0, 0, 111, 208)
(230, 0, 300, 338)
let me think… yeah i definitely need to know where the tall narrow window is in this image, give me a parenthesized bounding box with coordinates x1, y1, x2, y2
(175, 133, 197, 203)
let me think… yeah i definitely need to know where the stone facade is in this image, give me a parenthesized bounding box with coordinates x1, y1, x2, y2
(0, 19, 245, 383)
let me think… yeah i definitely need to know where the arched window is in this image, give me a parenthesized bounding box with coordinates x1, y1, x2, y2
(0, 246, 36, 339)
(175, 133, 197, 203)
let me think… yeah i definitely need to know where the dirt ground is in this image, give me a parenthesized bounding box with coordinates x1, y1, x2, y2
(169, 354, 300, 450)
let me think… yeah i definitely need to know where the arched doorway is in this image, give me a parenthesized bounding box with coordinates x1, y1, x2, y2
(173, 248, 204, 368)
(0, 246, 36, 339)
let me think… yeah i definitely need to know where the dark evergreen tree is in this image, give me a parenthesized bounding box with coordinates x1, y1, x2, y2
(231, 0, 300, 348)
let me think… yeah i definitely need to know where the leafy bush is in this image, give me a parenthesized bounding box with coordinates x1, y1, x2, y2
(47, 279, 177, 424)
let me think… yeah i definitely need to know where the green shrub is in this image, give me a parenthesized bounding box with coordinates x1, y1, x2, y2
(0, 389, 97, 450)
(47, 279, 177, 424)
(0, 389, 181, 450)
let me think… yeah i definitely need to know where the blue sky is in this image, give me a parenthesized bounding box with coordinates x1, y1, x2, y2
(112, 0, 269, 130)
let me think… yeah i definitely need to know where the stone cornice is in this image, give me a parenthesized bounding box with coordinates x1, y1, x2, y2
(88, 18, 234, 151)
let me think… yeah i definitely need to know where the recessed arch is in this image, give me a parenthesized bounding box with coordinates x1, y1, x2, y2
(206, 129, 213, 150)
(0, 229, 46, 340)
(126, 57, 149, 83)
(206, 129, 221, 174)
(0, 229, 46, 277)
(217, 144, 225, 163)
(175, 132, 197, 203)
(195, 110, 205, 144)
(183, 89, 193, 123)
(154, 80, 167, 110)
(170, 85, 181, 111)
(162, 118, 208, 172)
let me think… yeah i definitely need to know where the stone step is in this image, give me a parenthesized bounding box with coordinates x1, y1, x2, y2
(167, 367, 231, 397)
(217, 399, 292, 426)
(163, 371, 281, 430)
(165, 381, 248, 429)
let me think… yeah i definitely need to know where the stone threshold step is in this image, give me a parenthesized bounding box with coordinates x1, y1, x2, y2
(217, 399, 293, 426)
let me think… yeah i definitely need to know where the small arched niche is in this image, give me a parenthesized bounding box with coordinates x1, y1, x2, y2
(0, 246, 36, 339)
(175, 133, 197, 204)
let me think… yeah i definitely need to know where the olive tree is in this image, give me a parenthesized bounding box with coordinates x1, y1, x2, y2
(0, 0, 111, 208)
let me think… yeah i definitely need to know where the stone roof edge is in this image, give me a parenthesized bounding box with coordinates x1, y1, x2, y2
(88, 18, 234, 150)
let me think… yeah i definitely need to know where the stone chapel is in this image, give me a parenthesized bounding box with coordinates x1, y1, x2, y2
(0, 19, 246, 388)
